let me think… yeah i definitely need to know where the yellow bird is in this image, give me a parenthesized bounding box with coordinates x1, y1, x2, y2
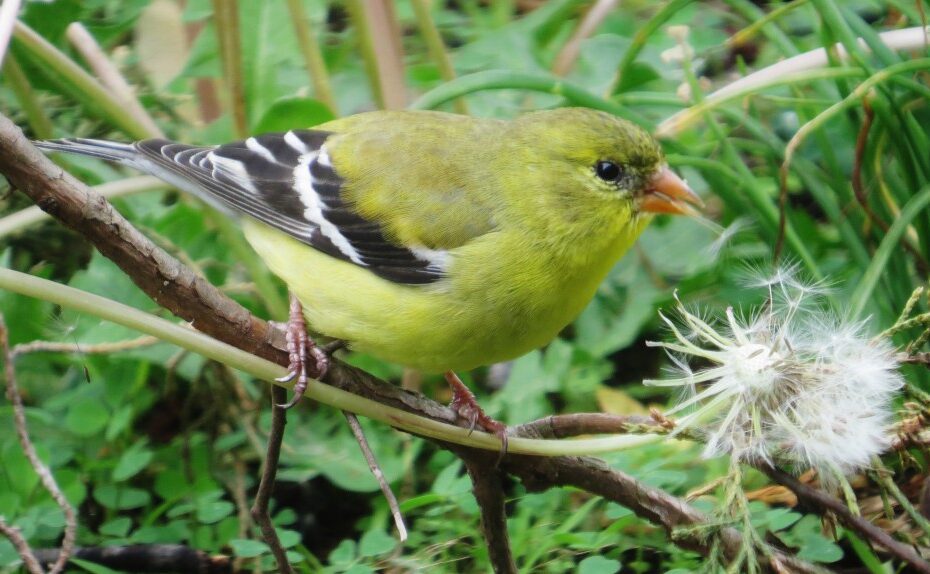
(36, 108, 699, 433)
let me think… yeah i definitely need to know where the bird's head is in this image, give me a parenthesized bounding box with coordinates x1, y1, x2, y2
(504, 108, 701, 231)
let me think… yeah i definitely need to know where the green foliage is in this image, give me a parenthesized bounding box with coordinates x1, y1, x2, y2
(2, 0, 930, 572)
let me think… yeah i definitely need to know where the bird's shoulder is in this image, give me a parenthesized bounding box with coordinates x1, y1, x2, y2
(318, 111, 506, 252)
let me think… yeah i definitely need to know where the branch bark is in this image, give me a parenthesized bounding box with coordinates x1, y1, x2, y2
(463, 453, 516, 574)
(0, 112, 825, 573)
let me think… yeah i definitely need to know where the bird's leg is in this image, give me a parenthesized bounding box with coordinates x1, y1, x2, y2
(445, 371, 508, 457)
(275, 293, 329, 409)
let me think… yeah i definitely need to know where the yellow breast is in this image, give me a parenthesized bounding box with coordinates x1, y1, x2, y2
(243, 215, 647, 373)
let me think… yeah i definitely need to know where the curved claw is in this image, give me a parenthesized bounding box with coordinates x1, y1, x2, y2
(277, 389, 305, 410)
(445, 371, 509, 464)
(276, 294, 331, 409)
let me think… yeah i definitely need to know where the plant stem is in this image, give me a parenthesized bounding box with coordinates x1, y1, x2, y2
(12, 22, 153, 139)
(285, 0, 337, 115)
(0, 267, 664, 457)
(411, 0, 467, 114)
(1, 54, 53, 139)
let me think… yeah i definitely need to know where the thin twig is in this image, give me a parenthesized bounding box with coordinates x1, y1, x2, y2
(250, 385, 293, 574)
(65, 23, 164, 138)
(0, 517, 44, 574)
(462, 454, 516, 574)
(1, 315, 77, 574)
(347, 0, 406, 109)
(13, 335, 158, 357)
(760, 463, 930, 573)
(343, 412, 408, 541)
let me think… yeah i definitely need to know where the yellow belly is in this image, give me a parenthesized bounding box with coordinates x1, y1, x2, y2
(243, 219, 644, 373)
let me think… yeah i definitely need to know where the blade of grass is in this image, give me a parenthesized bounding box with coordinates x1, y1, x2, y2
(2, 54, 53, 139)
(410, 69, 647, 126)
(783, 59, 930, 186)
(65, 22, 164, 138)
(849, 186, 930, 320)
(286, 0, 337, 116)
(411, 0, 467, 115)
(608, 0, 695, 95)
(727, 0, 807, 52)
(212, 0, 247, 137)
(658, 26, 930, 136)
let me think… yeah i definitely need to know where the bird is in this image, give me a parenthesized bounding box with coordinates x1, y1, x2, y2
(35, 107, 700, 440)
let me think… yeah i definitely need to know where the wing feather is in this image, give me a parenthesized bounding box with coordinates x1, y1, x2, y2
(132, 132, 445, 284)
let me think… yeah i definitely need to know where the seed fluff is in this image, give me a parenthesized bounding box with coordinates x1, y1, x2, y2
(645, 267, 903, 477)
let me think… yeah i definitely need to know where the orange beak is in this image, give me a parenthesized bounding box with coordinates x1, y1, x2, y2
(637, 166, 703, 216)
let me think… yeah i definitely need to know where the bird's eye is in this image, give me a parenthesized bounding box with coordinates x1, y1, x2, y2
(595, 161, 623, 183)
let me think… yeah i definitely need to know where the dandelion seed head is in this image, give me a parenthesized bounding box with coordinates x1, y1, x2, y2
(651, 268, 902, 477)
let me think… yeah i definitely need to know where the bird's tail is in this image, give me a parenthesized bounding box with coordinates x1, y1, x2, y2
(34, 138, 142, 166)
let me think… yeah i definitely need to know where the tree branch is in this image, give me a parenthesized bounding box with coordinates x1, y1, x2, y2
(463, 453, 516, 574)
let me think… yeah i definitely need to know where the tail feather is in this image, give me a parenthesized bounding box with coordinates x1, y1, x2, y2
(34, 138, 140, 164)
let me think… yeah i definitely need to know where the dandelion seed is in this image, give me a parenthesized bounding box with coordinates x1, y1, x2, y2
(646, 268, 903, 478)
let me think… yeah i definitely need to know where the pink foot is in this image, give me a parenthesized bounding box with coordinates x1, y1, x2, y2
(445, 371, 508, 457)
(275, 294, 329, 409)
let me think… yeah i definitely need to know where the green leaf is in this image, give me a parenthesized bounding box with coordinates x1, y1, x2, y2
(70, 557, 124, 574)
(99, 517, 133, 537)
(328, 539, 357, 565)
(130, 522, 189, 544)
(112, 441, 154, 481)
(358, 529, 396, 557)
(252, 97, 335, 134)
(577, 555, 621, 574)
(65, 397, 109, 437)
(796, 535, 843, 563)
(614, 61, 660, 92)
(93, 485, 151, 510)
(765, 508, 802, 531)
(229, 538, 270, 558)
(1, 441, 40, 496)
(105, 406, 134, 441)
(604, 503, 632, 520)
(154, 469, 190, 501)
(195, 500, 234, 524)
(275, 528, 301, 549)
(432, 461, 469, 497)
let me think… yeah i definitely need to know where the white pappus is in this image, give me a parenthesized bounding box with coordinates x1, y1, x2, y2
(645, 268, 904, 478)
